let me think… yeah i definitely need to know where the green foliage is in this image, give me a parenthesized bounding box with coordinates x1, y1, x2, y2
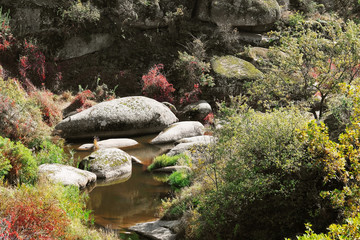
(288, 12, 305, 27)
(0, 136, 37, 185)
(0, 182, 118, 239)
(248, 19, 360, 118)
(168, 169, 191, 190)
(294, 215, 360, 240)
(35, 139, 68, 165)
(148, 154, 190, 171)
(171, 50, 214, 99)
(0, 77, 49, 146)
(0, 7, 10, 33)
(62, 0, 100, 24)
(182, 103, 337, 239)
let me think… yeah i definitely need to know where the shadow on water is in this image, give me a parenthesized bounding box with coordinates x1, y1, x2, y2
(66, 134, 173, 232)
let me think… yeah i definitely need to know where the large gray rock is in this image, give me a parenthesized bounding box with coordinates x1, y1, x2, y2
(151, 121, 205, 144)
(38, 164, 96, 188)
(129, 220, 180, 240)
(80, 148, 132, 180)
(78, 138, 139, 151)
(58, 34, 114, 60)
(55, 96, 178, 140)
(179, 100, 212, 122)
(212, 55, 264, 81)
(196, 0, 280, 28)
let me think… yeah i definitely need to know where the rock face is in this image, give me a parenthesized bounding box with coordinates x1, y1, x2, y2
(196, 0, 281, 28)
(212, 55, 264, 81)
(55, 96, 178, 140)
(78, 138, 139, 151)
(179, 100, 212, 122)
(58, 34, 114, 60)
(80, 148, 132, 180)
(151, 121, 205, 144)
(38, 164, 96, 188)
(129, 220, 180, 240)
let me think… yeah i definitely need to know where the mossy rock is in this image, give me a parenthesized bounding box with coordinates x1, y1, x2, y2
(211, 55, 264, 81)
(196, 0, 280, 28)
(80, 148, 132, 180)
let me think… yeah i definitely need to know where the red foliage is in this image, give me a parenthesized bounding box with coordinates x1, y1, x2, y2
(4, 198, 69, 239)
(180, 83, 202, 105)
(203, 112, 214, 125)
(63, 90, 95, 116)
(19, 40, 46, 85)
(0, 95, 33, 142)
(30, 90, 62, 126)
(0, 218, 21, 240)
(142, 64, 175, 103)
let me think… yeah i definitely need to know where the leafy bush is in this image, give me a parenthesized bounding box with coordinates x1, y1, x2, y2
(35, 139, 67, 165)
(62, 0, 101, 24)
(168, 169, 191, 190)
(30, 89, 62, 127)
(183, 104, 337, 240)
(0, 182, 116, 239)
(0, 77, 49, 145)
(142, 64, 175, 103)
(294, 215, 360, 240)
(0, 136, 38, 185)
(148, 154, 190, 171)
(248, 19, 360, 118)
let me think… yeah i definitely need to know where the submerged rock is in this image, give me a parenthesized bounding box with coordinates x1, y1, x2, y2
(167, 136, 216, 157)
(38, 164, 96, 188)
(129, 220, 181, 240)
(78, 138, 139, 151)
(80, 148, 132, 180)
(55, 96, 178, 140)
(151, 121, 205, 144)
(153, 166, 191, 173)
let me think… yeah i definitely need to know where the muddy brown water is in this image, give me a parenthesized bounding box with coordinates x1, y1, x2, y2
(66, 135, 173, 231)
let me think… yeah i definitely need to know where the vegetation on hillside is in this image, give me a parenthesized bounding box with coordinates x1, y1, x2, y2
(2, 1, 360, 240)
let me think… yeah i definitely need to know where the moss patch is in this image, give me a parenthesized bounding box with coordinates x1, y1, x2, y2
(211, 55, 264, 80)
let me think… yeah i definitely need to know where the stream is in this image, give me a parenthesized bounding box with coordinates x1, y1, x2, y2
(67, 135, 173, 233)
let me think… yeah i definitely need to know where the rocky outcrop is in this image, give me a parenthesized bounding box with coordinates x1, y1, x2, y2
(129, 220, 181, 240)
(78, 138, 139, 151)
(80, 148, 132, 180)
(38, 163, 96, 188)
(179, 101, 212, 122)
(151, 121, 205, 144)
(58, 34, 114, 60)
(55, 96, 178, 140)
(196, 0, 281, 28)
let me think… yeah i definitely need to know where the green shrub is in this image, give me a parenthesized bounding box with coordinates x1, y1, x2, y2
(0, 77, 49, 146)
(148, 154, 190, 171)
(35, 139, 67, 165)
(0, 182, 118, 239)
(0, 136, 37, 185)
(62, 0, 101, 24)
(168, 170, 191, 190)
(184, 105, 336, 240)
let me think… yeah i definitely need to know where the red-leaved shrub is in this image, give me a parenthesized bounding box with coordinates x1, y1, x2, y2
(142, 64, 175, 103)
(3, 193, 70, 239)
(63, 90, 95, 117)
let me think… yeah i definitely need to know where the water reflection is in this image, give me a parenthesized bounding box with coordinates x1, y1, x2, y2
(67, 135, 173, 230)
(88, 164, 171, 229)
